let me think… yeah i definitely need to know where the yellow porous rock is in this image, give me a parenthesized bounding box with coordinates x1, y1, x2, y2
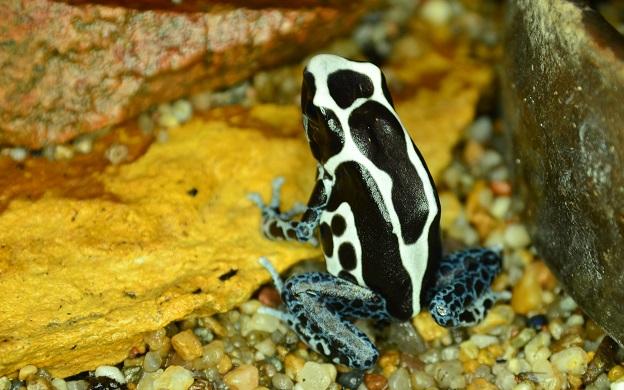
(0, 107, 319, 377)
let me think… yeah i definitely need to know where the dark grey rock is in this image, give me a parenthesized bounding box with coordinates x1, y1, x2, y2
(502, 0, 624, 346)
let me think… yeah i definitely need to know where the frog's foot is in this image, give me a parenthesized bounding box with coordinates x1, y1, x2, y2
(248, 177, 318, 245)
(258, 263, 390, 370)
(427, 247, 507, 328)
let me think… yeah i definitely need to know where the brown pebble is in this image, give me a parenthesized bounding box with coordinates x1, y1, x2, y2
(364, 373, 388, 390)
(171, 329, 203, 361)
(490, 180, 512, 196)
(217, 354, 233, 374)
(463, 140, 485, 166)
(258, 286, 282, 308)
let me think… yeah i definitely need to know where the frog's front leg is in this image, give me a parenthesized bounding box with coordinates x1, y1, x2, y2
(427, 247, 509, 327)
(258, 258, 390, 370)
(249, 166, 332, 245)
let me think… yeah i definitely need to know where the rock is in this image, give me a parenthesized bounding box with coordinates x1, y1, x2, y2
(295, 362, 334, 390)
(0, 107, 319, 377)
(0, 1, 376, 148)
(502, 0, 624, 347)
(550, 346, 588, 375)
(171, 330, 203, 361)
(223, 364, 259, 390)
(94, 365, 126, 384)
(363, 373, 388, 390)
(152, 366, 194, 390)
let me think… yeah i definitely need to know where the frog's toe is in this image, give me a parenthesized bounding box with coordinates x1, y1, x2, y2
(247, 192, 265, 207)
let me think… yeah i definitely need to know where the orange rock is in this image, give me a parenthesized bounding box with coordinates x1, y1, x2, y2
(363, 373, 388, 390)
(512, 262, 545, 314)
(171, 330, 203, 361)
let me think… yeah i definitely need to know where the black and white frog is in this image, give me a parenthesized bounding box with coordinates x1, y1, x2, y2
(249, 54, 505, 370)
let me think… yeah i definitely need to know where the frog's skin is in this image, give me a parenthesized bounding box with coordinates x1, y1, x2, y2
(249, 54, 505, 370)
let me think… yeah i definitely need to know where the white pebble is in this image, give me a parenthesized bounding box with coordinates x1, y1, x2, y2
(0, 377, 10, 390)
(504, 223, 531, 249)
(137, 369, 162, 390)
(480, 150, 503, 170)
(19, 365, 37, 380)
(296, 362, 333, 390)
(490, 197, 511, 219)
(388, 367, 411, 390)
(54, 145, 74, 160)
(158, 113, 179, 129)
(73, 136, 93, 154)
(242, 312, 283, 336)
(255, 338, 276, 357)
(239, 300, 261, 315)
(441, 346, 459, 361)
(611, 380, 624, 390)
(524, 332, 551, 364)
(507, 358, 531, 375)
(559, 295, 578, 312)
(566, 314, 584, 327)
(172, 100, 193, 123)
(95, 365, 126, 384)
(420, 0, 453, 25)
(468, 116, 493, 143)
(411, 370, 436, 389)
(152, 366, 193, 390)
(470, 334, 499, 349)
(143, 351, 162, 372)
(51, 379, 68, 390)
(430, 361, 465, 389)
(104, 144, 128, 165)
(66, 381, 88, 390)
(8, 147, 28, 162)
(550, 346, 587, 375)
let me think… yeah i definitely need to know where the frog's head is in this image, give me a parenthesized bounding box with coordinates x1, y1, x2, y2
(301, 54, 396, 164)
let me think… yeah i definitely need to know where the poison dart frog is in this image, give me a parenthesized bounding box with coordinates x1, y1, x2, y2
(249, 54, 505, 370)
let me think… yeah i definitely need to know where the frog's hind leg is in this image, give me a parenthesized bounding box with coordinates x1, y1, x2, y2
(427, 247, 509, 328)
(257, 258, 391, 370)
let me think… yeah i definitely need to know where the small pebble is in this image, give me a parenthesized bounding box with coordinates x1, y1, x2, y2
(363, 373, 388, 390)
(503, 223, 531, 249)
(171, 329, 203, 361)
(272, 373, 294, 390)
(223, 364, 259, 390)
(66, 380, 88, 390)
(470, 334, 498, 349)
(550, 346, 588, 375)
(490, 196, 511, 219)
(51, 379, 68, 390)
(257, 286, 282, 307)
(255, 338, 276, 358)
(54, 145, 74, 160)
(337, 371, 364, 389)
(388, 367, 411, 390)
(73, 135, 94, 154)
(296, 362, 333, 390)
(19, 365, 37, 381)
(95, 365, 126, 384)
(241, 312, 282, 336)
(8, 147, 28, 161)
(138, 112, 155, 134)
(104, 144, 129, 165)
(411, 370, 436, 389)
(143, 351, 163, 372)
(152, 366, 193, 390)
(420, 0, 453, 25)
(490, 180, 512, 196)
(467, 116, 493, 143)
(172, 100, 193, 123)
(430, 360, 465, 389)
(559, 295, 579, 313)
(527, 314, 548, 330)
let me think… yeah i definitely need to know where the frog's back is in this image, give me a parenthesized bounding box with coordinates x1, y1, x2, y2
(306, 54, 443, 319)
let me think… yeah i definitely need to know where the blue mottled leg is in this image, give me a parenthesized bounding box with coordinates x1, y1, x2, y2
(427, 247, 507, 327)
(249, 166, 332, 245)
(258, 258, 390, 370)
